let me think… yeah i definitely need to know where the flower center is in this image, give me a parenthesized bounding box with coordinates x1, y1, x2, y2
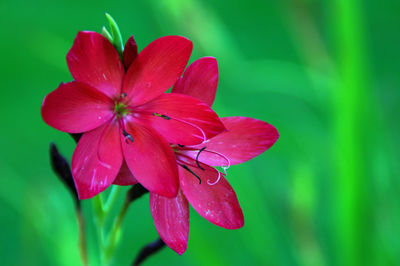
(114, 102, 129, 117)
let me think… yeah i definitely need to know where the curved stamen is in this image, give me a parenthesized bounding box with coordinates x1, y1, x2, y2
(203, 149, 231, 172)
(134, 110, 208, 144)
(180, 164, 201, 184)
(195, 147, 206, 170)
(207, 168, 222, 186)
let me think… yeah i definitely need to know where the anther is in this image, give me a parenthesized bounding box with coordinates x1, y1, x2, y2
(195, 147, 206, 170)
(121, 93, 127, 98)
(122, 129, 134, 144)
(153, 112, 171, 120)
(181, 165, 201, 184)
(177, 144, 185, 147)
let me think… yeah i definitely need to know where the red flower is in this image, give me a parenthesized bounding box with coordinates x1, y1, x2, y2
(41, 32, 226, 199)
(148, 57, 279, 254)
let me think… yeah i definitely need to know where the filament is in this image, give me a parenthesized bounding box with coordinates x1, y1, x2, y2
(203, 149, 231, 172)
(118, 118, 134, 144)
(207, 170, 221, 186)
(195, 147, 206, 170)
(180, 164, 201, 184)
(133, 110, 208, 144)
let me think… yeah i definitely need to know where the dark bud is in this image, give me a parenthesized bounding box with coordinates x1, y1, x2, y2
(50, 143, 80, 208)
(133, 238, 166, 266)
(126, 183, 148, 203)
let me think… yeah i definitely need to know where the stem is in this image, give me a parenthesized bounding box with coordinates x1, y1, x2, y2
(104, 185, 121, 213)
(76, 206, 89, 266)
(331, 0, 370, 264)
(93, 195, 106, 265)
(104, 198, 130, 264)
(91, 185, 148, 265)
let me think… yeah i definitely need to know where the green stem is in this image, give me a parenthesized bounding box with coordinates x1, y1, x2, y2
(104, 198, 131, 264)
(104, 185, 121, 213)
(331, 0, 370, 265)
(92, 186, 127, 265)
(75, 207, 89, 266)
(93, 195, 106, 265)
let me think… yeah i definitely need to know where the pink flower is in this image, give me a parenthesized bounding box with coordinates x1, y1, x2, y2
(148, 57, 279, 254)
(41, 32, 226, 199)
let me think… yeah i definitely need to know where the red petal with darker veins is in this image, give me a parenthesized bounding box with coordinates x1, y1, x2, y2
(72, 120, 123, 199)
(123, 35, 138, 69)
(67, 31, 125, 99)
(41, 81, 114, 133)
(150, 190, 189, 255)
(185, 116, 279, 166)
(122, 36, 192, 106)
(134, 93, 226, 146)
(172, 57, 218, 107)
(121, 119, 179, 197)
(179, 162, 244, 229)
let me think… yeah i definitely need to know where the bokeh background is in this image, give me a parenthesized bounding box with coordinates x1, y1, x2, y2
(1, 0, 399, 265)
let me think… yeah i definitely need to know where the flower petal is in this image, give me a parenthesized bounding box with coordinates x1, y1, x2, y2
(123, 35, 138, 69)
(41, 81, 114, 133)
(179, 162, 244, 229)
(134, 93, 226, 145)
(150, 190, 189, 255)
(121, 119, 179, 197)
(67, 31, 125, 98)
(172, 57, 218, 106)
(185, 117, 279, 166)
(112, 160, 138, 186)
(72, 120, 123, 199)
(122, 36, 193, 106)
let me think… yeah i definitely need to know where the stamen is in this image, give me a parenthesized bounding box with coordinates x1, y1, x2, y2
(150, 112, 207, 143)
(203, 149, 231, 172)
(118, 118, 134, 144)
(121, 93, 127, 98)
(195, 147, 206, 170)
(177, 144, 185, 147)
(122, 129, 134, 144)
(153, 112, 170, 120)
(180, 164, 201, 184)
(207, 170, 221, 186)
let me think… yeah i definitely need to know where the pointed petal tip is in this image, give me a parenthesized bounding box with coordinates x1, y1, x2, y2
(150, 191, 189, 255)
(218, 213, 244, 230)
(173, 245, 187, 255)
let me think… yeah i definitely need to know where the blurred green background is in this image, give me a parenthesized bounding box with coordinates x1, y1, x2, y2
(1, 0, 399, 265)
